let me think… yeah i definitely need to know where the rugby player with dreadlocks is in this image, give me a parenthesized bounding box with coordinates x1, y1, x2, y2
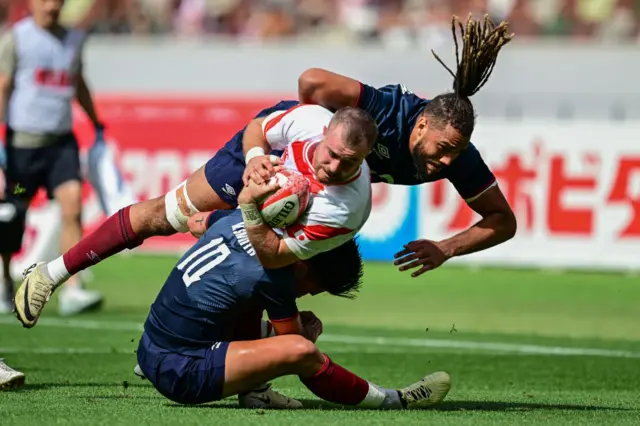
(298, 15, 517, 277)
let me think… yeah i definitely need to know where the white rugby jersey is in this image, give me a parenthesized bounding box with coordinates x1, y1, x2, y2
(7, 17, 85, 134)
(261, 104, 372, 260)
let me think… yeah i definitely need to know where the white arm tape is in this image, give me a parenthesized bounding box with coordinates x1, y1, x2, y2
(182, 182, 200, 215)
(245, 147, 266, 163)
(165, 181, 200, 233)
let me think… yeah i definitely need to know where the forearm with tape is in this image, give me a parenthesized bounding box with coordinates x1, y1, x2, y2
(240, 202, 264, 227)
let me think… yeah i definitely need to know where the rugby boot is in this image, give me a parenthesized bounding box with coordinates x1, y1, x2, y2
(239, 382, 303, 409)
(13, 262, 54, 328)
(399, 371, 451, 409)
(0, 360, 25, 390)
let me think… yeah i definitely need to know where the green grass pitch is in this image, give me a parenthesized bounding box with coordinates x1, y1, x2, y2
(1, 255, 639, 425)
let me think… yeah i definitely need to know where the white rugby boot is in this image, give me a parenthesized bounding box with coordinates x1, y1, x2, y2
(399, 371, 451, 409)
(0, 359, 25, 390)
(239, 383, 303, 409)
(57, 284, 103, 317)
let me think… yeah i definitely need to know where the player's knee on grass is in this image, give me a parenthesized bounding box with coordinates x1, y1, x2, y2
(278, 335, 324, 376)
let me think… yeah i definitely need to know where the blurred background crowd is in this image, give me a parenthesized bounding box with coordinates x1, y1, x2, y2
(0, 0, 638, 45)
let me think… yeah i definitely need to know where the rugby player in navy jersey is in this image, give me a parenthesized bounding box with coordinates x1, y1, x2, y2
(298, 15, 517, 277)
(136, 208, 451, 409)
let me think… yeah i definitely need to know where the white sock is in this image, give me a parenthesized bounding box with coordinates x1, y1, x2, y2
(357, 383, 404, 409)
(356, 383, 387, 408)
(47, 257, 71, 286)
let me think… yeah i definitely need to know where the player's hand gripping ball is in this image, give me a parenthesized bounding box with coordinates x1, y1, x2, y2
(258, 169, 310, 228)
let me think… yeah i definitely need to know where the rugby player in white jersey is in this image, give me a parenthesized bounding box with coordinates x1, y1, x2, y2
(234, 104, 374, 268)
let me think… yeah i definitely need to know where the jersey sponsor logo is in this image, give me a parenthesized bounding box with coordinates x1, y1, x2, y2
(34, 68, 76, 88)
(20, 277, 37, 323)
(221, 183, 236, 197)
(372, 143, 390, 159)
(86, 250, 101, 263)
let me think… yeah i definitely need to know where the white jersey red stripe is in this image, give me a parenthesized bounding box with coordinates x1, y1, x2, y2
(261, 104, 372, 260)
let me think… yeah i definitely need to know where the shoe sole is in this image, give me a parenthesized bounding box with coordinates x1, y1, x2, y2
(0, 375, 25, 391)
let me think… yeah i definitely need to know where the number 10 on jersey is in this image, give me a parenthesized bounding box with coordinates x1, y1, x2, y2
(176, 237, 230, 287)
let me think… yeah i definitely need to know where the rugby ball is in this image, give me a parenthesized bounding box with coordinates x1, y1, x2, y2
(259, 170, 310, 228)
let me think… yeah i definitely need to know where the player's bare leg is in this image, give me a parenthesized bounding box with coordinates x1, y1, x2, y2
(221, 335, 451, 409)
(53, 180, 103, 316)
(227, 316, 301, 409)
(14, 167, 232, 328)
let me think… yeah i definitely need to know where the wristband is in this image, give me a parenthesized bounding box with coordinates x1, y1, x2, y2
(240, 203, 264, 227)
(245, 147, 265, 163)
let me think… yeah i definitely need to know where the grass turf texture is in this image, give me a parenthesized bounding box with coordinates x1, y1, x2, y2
(1, 255, 639, 425)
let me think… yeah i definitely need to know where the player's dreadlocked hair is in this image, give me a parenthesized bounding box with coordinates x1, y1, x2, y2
(423, 14, 513, 138)
(307, 238, 363, 299)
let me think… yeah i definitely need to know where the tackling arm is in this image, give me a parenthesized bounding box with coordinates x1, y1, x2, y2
(396, 172, 516, 277)
(242, 117, 271, 158)
(298, 68, 361, 111)
(438, 186, 517, 258)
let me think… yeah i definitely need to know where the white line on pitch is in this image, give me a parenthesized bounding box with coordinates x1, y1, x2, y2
(1, 316, 639, 359)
